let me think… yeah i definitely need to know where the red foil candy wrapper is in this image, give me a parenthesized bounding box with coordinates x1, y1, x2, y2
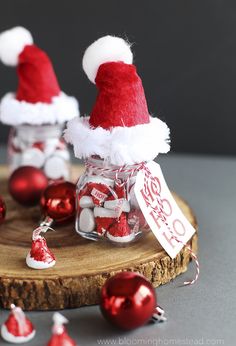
(30, 237, 55, 264)
(100, 271, 157, 330)
(47, 313, 76, 346)
(4, 311, 34, 337)
(40, 182, 76, 223)
(75, 158, 151, 244)
(82, 177, 113, 206)
(107, 212, 134, 242)
(1, 304, 35, 343)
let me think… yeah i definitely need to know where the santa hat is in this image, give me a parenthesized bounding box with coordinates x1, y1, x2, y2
(94, 207, 134, 242)
(64, 35, 170, 166)
(26, 225, 56, 269)
(47, 312, 76, 346)
(107, 212, 135, 243)
(0, 26, 79, 126)
(1, 304, 35, 343)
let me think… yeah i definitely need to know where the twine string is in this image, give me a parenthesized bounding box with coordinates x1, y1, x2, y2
(85, 160, 199, 285)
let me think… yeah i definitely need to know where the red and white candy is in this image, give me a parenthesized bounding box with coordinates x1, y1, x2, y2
(79, 196, 94, 208)
(44, 138, 61, 157)
(26, 221, 56, 270)
(85, 175, 114, 188)
(9, 135, 70, 181)
(1, 304, 35, 344)
(104, 198, 130, 213)
(128, 209, 150, 232)
(47, 312, 76, 346)
(107, 212, 135, 243)
(76, 174, 143, 243)
(94, 207, 117, 235)
(104, 182, 131, 214)
(44, 155, 69, 180)
(81, 176, 114, 206)
(79, 208, 96, 233)
(21, 147, 45, 168)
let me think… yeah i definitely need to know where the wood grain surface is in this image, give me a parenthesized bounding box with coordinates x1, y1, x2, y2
(0, 165, 198, 310)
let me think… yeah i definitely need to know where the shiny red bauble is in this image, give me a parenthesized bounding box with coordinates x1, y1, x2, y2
(40, 182, 76, 223)
(100, 271, 156, 330)
(0, 196, 6, 223)
(9, 166, 48, 206)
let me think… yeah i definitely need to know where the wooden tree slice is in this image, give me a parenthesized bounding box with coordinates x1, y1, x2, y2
(0, 165, 198, 311)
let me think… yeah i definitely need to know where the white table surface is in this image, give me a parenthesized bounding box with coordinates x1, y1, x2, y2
(0, 146, 235, 345)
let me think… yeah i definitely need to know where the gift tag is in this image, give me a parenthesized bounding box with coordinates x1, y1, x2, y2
(134, 161, 196, 259)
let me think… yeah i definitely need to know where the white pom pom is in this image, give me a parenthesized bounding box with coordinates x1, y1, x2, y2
(82, 35, 133, 84)
(0, 26, 33, 66)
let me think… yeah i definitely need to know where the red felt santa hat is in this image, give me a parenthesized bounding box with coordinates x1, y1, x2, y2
(65, 35, 170, 166)
(26, 226, 56, 270)
(47, 312, 76, 346)
(0, 26, 79, 126)
(1, 304, 35, 343)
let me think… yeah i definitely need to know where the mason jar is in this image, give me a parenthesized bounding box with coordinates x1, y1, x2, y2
(75, 156, 150, 245)
(8, 124, 70, 181)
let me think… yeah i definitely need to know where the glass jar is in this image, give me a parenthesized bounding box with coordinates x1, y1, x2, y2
(76, 156, 150, 245)
(8, 124, 70, 181)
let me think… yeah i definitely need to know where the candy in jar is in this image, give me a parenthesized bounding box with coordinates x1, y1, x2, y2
(0, 26, 79, 181)
(65, 35, 170, 244)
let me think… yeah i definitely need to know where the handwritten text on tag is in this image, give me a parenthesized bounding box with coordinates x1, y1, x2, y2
(134, 161, 196, 259)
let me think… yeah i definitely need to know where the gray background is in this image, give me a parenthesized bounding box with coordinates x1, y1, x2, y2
(0, 0, 236, 155)
(0, 152, 235, 345)
(0, 1, 235, 345)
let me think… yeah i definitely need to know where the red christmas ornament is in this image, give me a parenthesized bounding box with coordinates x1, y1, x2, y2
(0, 196, 6, 223)
(26, 183, 76, 270)
(9, 166, 48, 206)
(40, 182, 76, 223)
(100, 271, 157, 330)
